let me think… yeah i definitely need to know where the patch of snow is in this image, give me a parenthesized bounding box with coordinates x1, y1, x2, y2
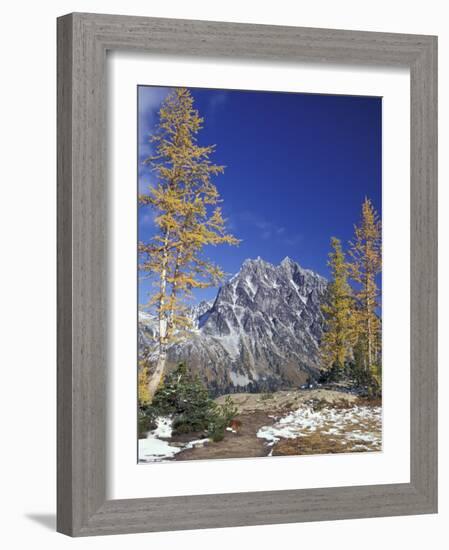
(244, 276, 257, 296)
(139, 417, 181, 462)
(226, 426, 237, 434)
(139, 417, 211, 463)
(257, 405, 382, 450)
(345, 430, 379, 443)
(139, 435, 182, 462)
(218, 332, 241, 360)
(351, 444, 372, 451)
(230, 370, 251, 387)
(154, 416, 173, 438)
(184, 438, 210, 450)
(289, 277, 308, 305)
(138, 310, 154, 322)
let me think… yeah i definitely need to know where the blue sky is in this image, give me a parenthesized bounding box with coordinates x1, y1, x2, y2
(138, 86, 381, 306)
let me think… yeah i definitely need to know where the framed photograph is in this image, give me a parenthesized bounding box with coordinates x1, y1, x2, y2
(57, 13, 437, 536)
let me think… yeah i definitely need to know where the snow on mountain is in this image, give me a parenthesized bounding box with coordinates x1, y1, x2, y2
(189, 300, 215, 329)
(138, 300, 214, 355)
(138, 311, 157, 356)
(139, 257, 328, 395)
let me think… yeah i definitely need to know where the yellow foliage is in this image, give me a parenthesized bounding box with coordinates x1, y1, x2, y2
(349, 197, 382, 371)
(320, 237, 357, 370)
(138, 88, 240, 400)
(138, 361, 151, 406)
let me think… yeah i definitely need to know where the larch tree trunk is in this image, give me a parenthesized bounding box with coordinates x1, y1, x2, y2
(148, 230, 170, 402)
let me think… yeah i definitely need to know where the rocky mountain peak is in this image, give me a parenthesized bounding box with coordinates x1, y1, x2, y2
(140, 256, 328, 396)
(280, 255, 295, 267)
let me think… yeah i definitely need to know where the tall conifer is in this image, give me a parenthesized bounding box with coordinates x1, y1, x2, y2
(349, 197, 382, 373)
(320, 237, 357, 372)
(139, 88, 238, 400)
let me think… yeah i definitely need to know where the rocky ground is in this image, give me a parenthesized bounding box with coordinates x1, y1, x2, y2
(138, 388, 382, 463)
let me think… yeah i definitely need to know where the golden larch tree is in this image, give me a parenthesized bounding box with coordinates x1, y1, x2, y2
(349, 197, 382, 373)
(139, 88, 239, 401)
(320, 237, 357, 372)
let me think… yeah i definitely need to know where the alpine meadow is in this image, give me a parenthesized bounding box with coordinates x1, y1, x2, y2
(137, 86, 382, 462)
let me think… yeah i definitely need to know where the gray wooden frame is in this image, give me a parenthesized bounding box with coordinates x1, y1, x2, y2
(57, 12, 438, 537)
